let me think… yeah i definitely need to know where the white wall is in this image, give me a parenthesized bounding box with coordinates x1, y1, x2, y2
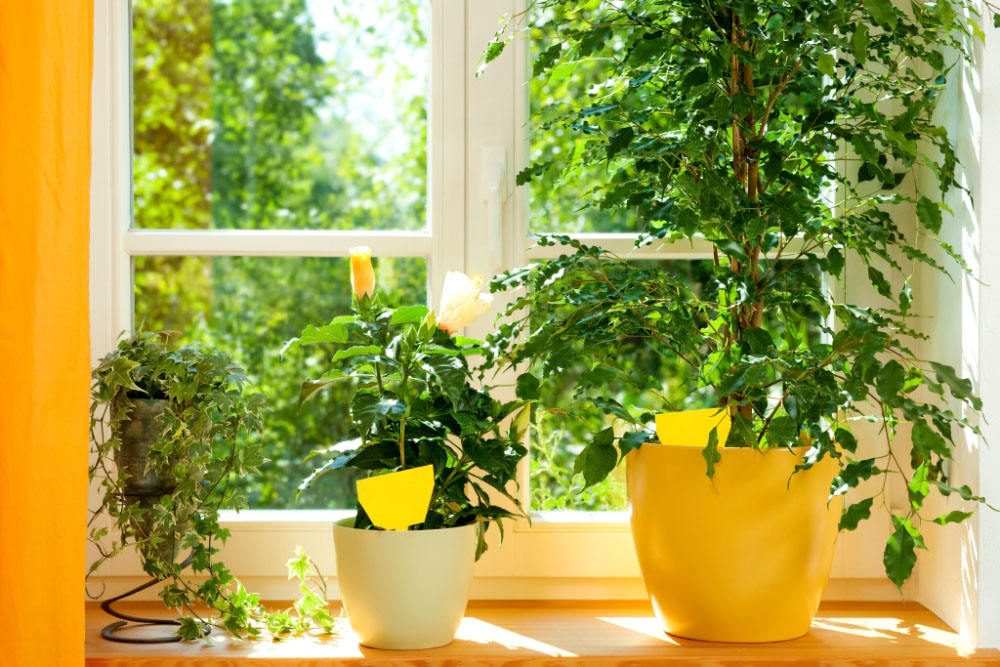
(913, 4, 1000, 649)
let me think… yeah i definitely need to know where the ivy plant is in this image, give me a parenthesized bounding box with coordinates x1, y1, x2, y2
(89, 331, 336, 640)
(286, 284, 529, 559)
(483, 0, 999, 589)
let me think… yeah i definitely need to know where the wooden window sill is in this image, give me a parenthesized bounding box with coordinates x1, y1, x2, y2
(85, 600, 1000, 665)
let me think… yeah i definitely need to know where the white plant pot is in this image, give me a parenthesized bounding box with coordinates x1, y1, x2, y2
(332, 517, 477, 649)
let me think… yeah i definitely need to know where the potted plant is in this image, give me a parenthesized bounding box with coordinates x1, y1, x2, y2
(89, 332, 336, 640)
(483, 0, 997, 642)
(285, 247, 529, 650)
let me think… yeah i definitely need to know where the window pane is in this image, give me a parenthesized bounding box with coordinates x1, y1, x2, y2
(132, 0, 428, 230)
(527, 1, 638, 234)
(134, 255, 427, 508)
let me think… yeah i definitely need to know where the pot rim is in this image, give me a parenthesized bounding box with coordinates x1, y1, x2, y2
(333, 515, 478, 532)
(636, 443, 811, 454)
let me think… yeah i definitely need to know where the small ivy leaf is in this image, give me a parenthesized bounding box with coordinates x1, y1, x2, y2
(839, 497, 874, 531)
(884, 515, 921, 591)
(515, 372, 541, 400)
(818, 53, 836, 77)
(702, 426, 721, 480)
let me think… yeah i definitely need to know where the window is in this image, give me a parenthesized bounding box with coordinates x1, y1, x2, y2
(131, 0, 430, 509)
(90, 0, 859, 592)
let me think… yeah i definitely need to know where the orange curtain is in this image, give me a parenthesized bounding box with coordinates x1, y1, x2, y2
(0, 2, 93, 664)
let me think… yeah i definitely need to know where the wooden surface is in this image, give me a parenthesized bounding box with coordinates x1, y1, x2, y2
(85, 600, 1000, 665)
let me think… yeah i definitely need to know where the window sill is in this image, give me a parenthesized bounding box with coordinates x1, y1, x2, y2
(217, 509, 631, 533)
(85, 600, 994, 665)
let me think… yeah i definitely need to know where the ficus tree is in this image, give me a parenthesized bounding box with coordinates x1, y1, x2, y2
(483, 0, 999, 588)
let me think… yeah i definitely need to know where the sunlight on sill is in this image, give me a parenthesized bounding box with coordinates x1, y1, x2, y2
(597, 617, 681, 645)
(456, 617, 576, 657)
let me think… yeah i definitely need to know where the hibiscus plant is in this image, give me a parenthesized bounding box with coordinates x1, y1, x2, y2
(482, 0, 998, 589)
(284, 247, 528, 558)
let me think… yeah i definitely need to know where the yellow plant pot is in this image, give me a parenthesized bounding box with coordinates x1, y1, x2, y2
(626, 444, 842, 642)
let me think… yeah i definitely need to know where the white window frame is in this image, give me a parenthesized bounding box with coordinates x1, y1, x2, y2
(90, 0, 1000, 612)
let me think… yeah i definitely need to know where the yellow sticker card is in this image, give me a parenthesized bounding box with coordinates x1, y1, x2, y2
(356, 464, 434, 531)
(655, 408, 731, 448)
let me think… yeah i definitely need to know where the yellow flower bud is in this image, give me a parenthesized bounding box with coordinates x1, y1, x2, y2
(349, 246, 375, 299)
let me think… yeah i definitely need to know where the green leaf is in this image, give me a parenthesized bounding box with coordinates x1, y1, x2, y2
(422, 354, 467, 409)
(767, 416, 798, 445)
(832, 458, 877, 495)
(867, 0, 898, 28)
(930, 362, 982, 409)
(916, 197, 943, 234)
(574, 427, 618, 488)
(351, 393, 406, 432)
(607, 127, 635, 159)
(702, 426, 721, 480)
(884, 515, 923, 590)
(912, 421, 950, 459)
(619, 429, 653, 457)
(533, 43, 562, 76)
(818, 53, 836, 78)
(852, 26, 869, 63)
(839, 497, 873, 531)
(332, 345, 381, 362)
(390, 305, 430, 325)
(876, 360, 905, 403)
(933, 510, 974, 525)
(516, 372, 541, 400)
(908, 462, 930, 509)
(868, 267, 892, 298)
(743, 327, 774, 354)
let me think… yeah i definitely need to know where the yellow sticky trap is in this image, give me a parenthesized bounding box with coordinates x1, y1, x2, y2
(356, 465, 434, 531)
(655, 408, 731, 448)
